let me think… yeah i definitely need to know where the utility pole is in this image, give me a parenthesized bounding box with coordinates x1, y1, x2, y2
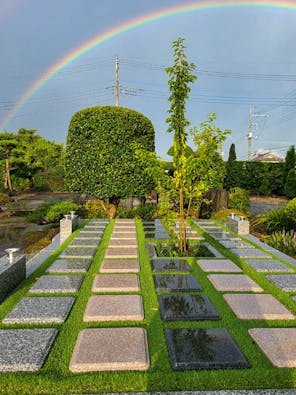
(115, 56, 119, 107)
(247, 108, 268, 161)
(247, 108, 253, 161)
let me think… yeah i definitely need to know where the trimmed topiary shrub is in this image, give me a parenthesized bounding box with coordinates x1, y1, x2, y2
(284, 169, 296, 199)
(44, 201, 80, 223)
(65, 106, 155, 207)
(228, 187, 250, 214)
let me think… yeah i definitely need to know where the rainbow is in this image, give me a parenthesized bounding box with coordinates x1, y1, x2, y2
(1, 0, 296, 130)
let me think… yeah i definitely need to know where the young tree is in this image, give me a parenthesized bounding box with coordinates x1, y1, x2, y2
(224, 143, 239, 190)
(283, 145, 295, 193)
(166, 37, 196, 252)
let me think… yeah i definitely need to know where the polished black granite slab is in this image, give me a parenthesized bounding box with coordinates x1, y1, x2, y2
(152, 259, 192, 272)
(153, 274, 202, 292)
(142, 219, 170, 239)
(158, 294, 220, 321)
(165, 328, 250, 370)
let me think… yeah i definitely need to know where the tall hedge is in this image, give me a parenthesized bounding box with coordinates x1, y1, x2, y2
(65, 106, 155, 202)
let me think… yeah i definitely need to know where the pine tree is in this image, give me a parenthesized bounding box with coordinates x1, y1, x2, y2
(283, 145, 296, 191)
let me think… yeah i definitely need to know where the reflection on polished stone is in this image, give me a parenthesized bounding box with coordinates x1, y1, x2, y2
(152, 259, 191, 272)
(165, 328, 250, 370)
(158, 294, 220, 321)
(153, 274, 201, 292)
(142, 219, 170, 239)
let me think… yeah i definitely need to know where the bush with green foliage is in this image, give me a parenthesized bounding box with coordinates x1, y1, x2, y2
(65, 106, 155, 205)
(284, 169, 296, 199)
(228, 187, 250, 214)
(134, 203, 156, 219)
(83, 199, 107, 218)
(44, 201, 80, 223)
(27, 201, 80, 224)
(285, 197, 296, 226)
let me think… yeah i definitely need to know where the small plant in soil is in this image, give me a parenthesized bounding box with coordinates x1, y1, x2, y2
(155, 240, 214, 257)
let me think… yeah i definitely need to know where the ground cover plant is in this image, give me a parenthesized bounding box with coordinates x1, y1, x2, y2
(0, 218, 296, 394)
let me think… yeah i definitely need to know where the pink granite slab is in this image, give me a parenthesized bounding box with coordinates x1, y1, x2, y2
(69, 327, 149, 372)
(111, 233, 137, 240)
(105, 246, 138, 258)
(249, 328, 296, 367)
(208, 274, 263, 292)
(108, 239, 138, 247)
(115, 220, 136, 224)
(197, 259, 242, 273)
(92, 274, 140, 292)
(100, 259, 140, 273)
(83, 295, 144, 321)
(224, 294, 295, 319)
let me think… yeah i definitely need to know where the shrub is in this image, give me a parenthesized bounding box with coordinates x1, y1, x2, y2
(44, 201, 80, 223)
(134, 204, 156, 219)
(252, 207, 288, 234)
(27, 202, 53, 224)
(285, 197, 296, 227)
(228, 187, 250, 214)
(0, 193, 10, 205)
(284, 169, 296, 199)
(267, 230, 296, 257)
(83, 199, 107, 218)
(115, 207, 136, 218)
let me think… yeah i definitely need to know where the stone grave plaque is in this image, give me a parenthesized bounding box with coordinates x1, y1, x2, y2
(69, 239, 99, 247)
(60, 247, 96, 259)
(105, 247, 138, 259)
(208, 274, 263, 292)
(209, 232, 240, 241)
(224, 294, 295, 320)
(69, 327, 149, 372)
(197, 259, 242, 273)
(108, 239, 138, 246)
(47, 259, 91, 273)
(165, 328, 249, 370)
(158, 294, 220, 321)
(245, 259, 293, 273)
(92, 274, 140, 292)
(100, 259, 140, 273)
(76, 232, 102, 239)
(249, 328, 296, 368)
(266, 274, 296, 292)
(152, 259, 191, 272)
(29, 275, 84, 294)
(153, 274, 201, 292)
(230, 248, 271, 259)
(0, 329, 57, 371)
(3, 296, 75, 324)
(219, 240, 253, 249)
(84, 295, 144, 321)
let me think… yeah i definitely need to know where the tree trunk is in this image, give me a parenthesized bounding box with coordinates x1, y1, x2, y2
(4, 159, 12, 192)
(179, 186, 187, 253)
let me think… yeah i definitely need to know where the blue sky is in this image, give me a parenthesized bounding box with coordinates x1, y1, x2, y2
(0, 0, 296, 160)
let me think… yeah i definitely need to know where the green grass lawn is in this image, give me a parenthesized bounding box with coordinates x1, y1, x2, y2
(0, 218, 296, 395)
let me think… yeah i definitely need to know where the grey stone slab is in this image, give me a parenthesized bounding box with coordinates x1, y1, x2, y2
(47, 259, 91, 273)
(209, 232, 240, 241)
(105, 247, 138, 259)
(69, 327, 149, 372)
(92, 274, 140, 292)
(165, 328, 249, 370)
(219, 240, 254, 249)
(29, 275, 84, 294)
(224, 294, 295, 320)
(0, 329, 57, 371)
(3, 297, 75, 324)
(109, 239, 138, 247)
(245, 259, 293, 273)
(0, 255, 26, 303)
(100, 259, 140, 273)
(76, 232, 102, 239)
(60, 247, 96, 259)
(69, 239, 100, 247)
(249, 328, 296, 368)
(204, 243, 224, 258)
(83, 295, 144, 321)
(113, 225, 136, 230)
(230, 248, 271, 259)
(197, 259, 242, 273)
(208, 274, 263, 292)
(266, 274, 296, 292)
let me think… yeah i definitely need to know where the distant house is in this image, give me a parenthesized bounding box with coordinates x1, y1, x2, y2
(251, 151, 284, 163)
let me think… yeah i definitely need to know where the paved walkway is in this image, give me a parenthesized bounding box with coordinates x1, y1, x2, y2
(1, 218, 296, 390)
